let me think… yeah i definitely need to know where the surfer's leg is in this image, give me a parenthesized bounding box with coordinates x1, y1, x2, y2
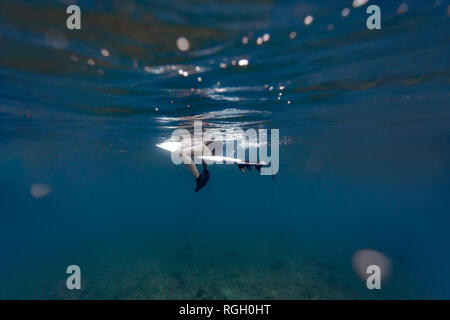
(201, 159, 209, 172)
(195, 160, 210, 192)
(180, 144, 210, 192)
(182, 155, 200, 179)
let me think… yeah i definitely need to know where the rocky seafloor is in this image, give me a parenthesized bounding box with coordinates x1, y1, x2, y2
(2, 233, 419, 300)
(3, 249, 369, 299)
(80, 256, 357, 299)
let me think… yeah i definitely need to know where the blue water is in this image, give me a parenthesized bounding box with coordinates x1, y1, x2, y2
(1, 0, 450, 299)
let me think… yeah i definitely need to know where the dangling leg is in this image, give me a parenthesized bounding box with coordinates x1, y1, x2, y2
(183, 159, 200, 179)
(201, 159, 209, 173)
(179, 148, 200, 178)
(200, 159, 210, 188)
(180, 144, 210, 192)
(193, 160, 210, 192)
(181, 154, 209, 192)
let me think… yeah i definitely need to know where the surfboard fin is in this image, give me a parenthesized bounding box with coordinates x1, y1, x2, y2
(237, 164, 246, 174)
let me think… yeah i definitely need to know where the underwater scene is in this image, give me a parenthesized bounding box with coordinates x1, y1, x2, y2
(0, 0, 449, 299)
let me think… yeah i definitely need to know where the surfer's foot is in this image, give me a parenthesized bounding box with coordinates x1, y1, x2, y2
(201, 160, 208, 171)
(195, 171, 210, 192)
